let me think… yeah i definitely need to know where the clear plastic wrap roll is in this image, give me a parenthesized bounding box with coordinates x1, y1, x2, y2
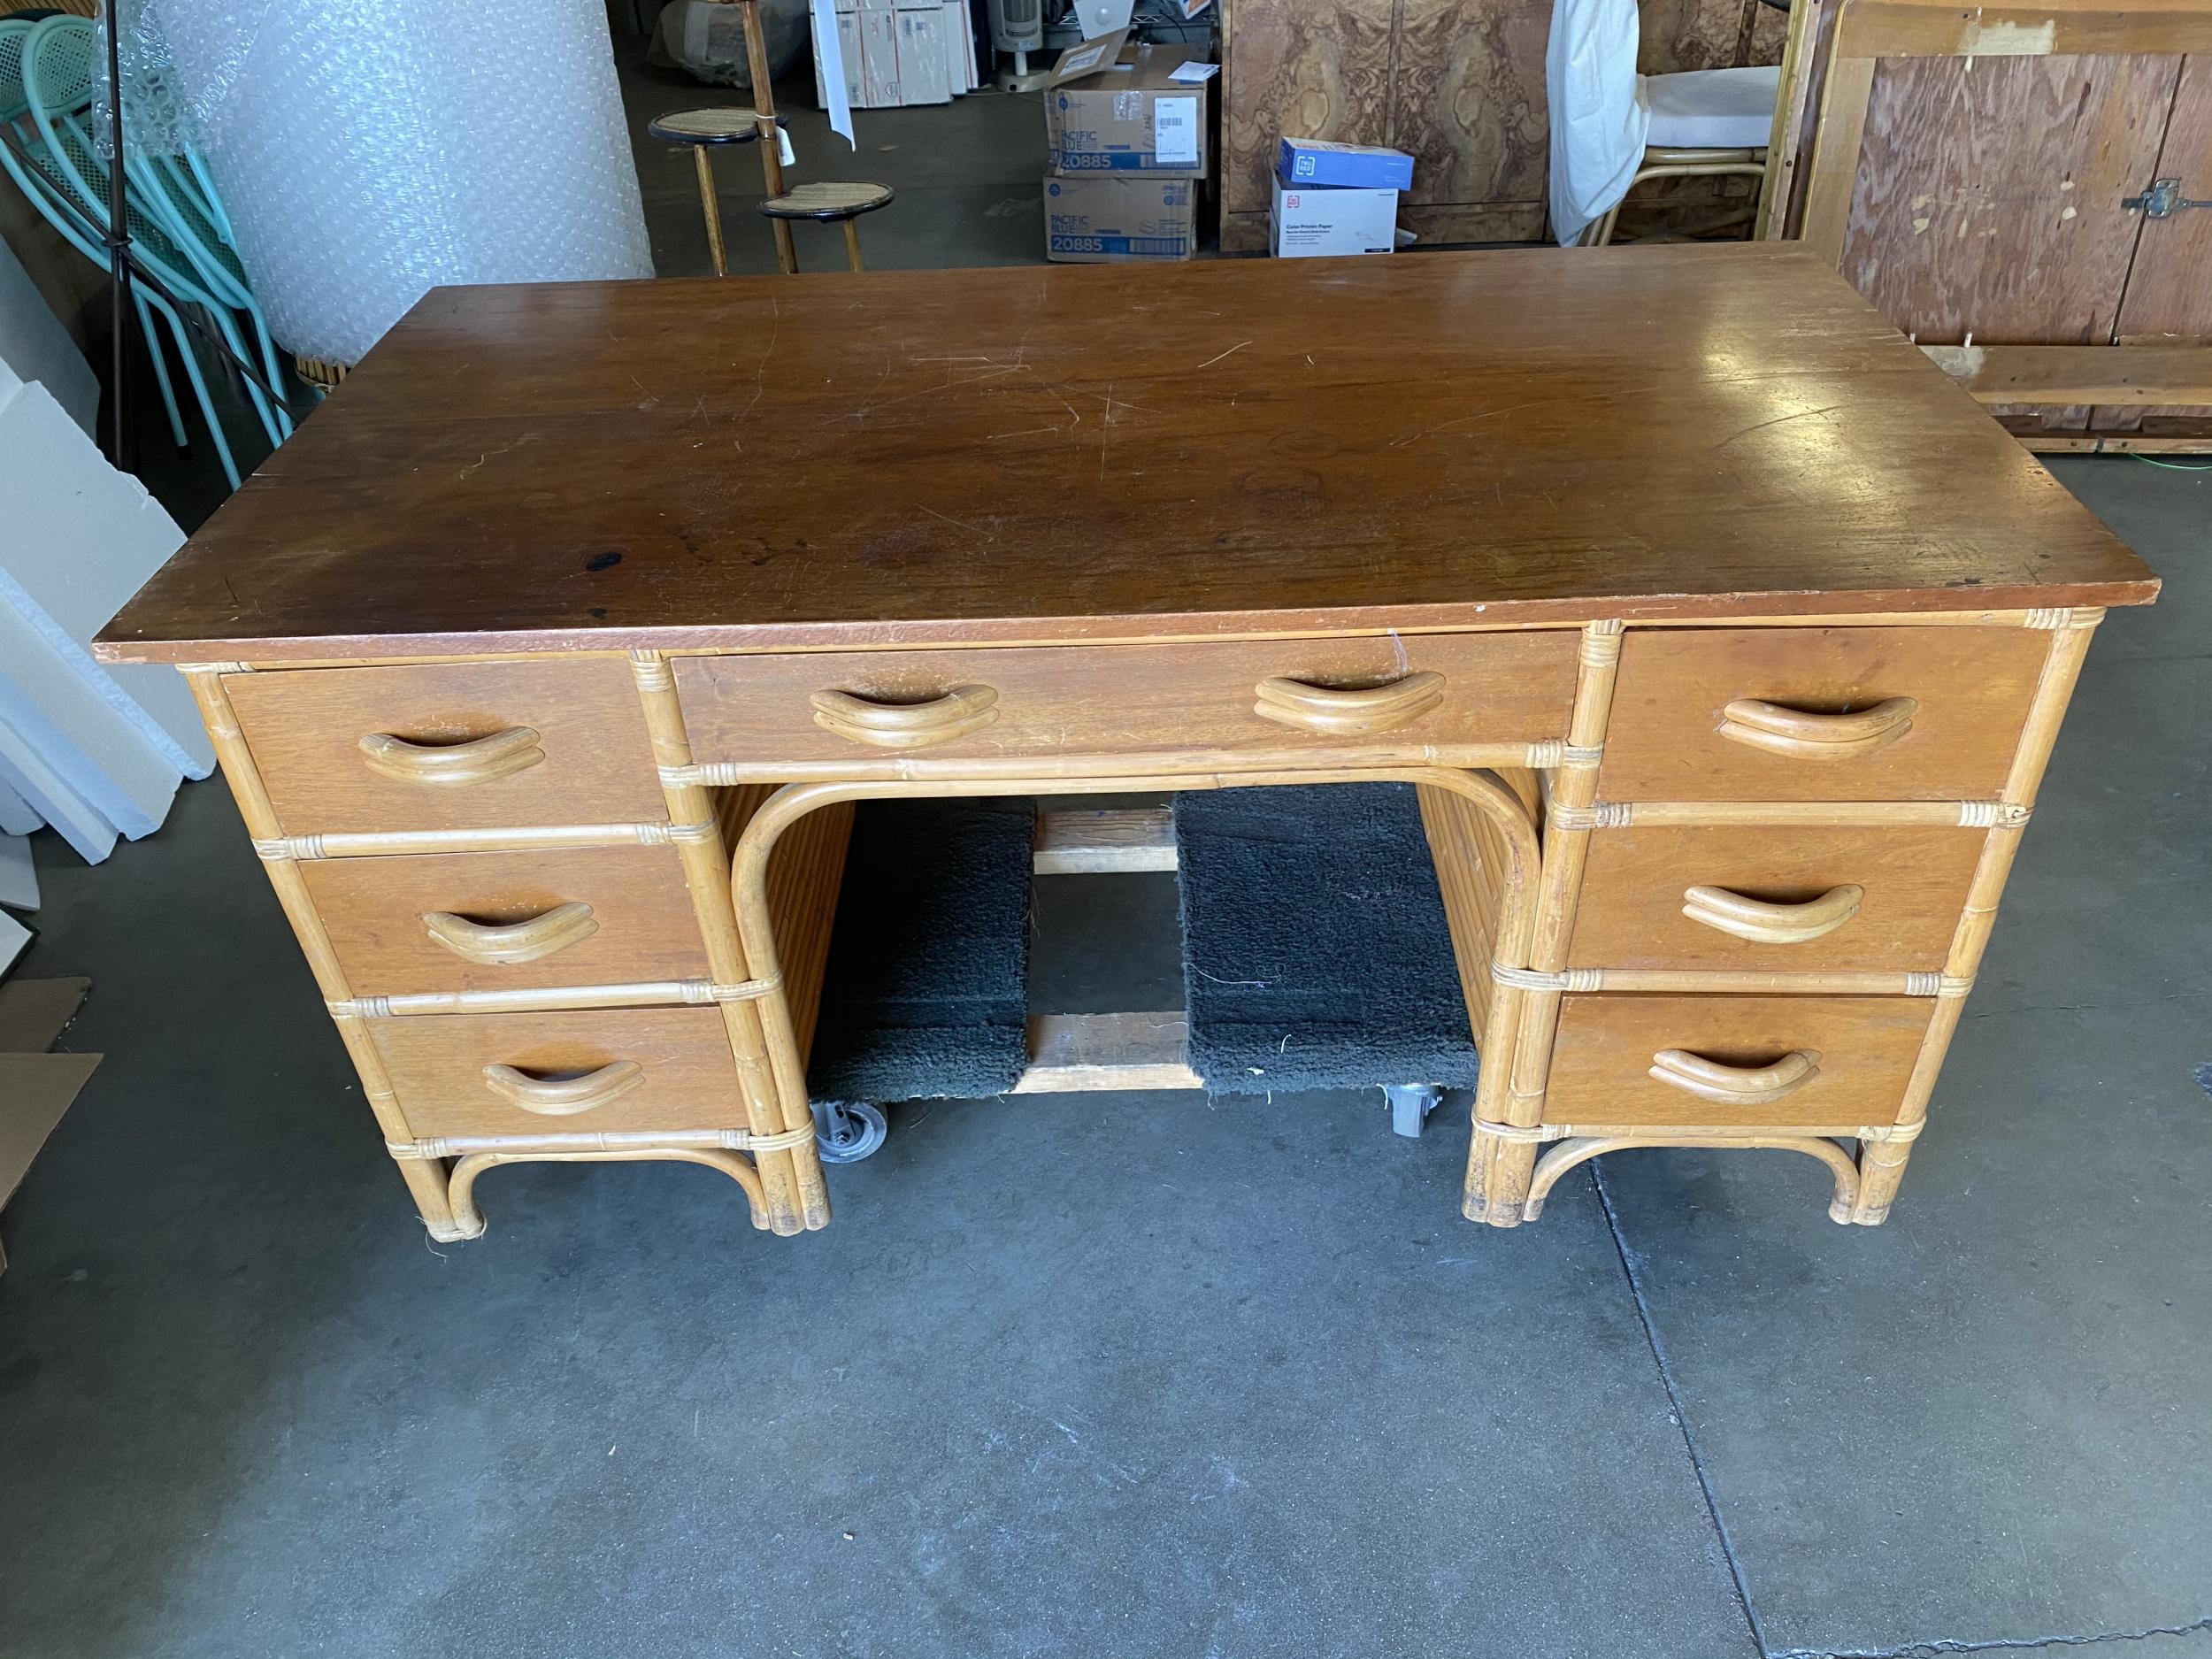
(132, 0, 654, 365)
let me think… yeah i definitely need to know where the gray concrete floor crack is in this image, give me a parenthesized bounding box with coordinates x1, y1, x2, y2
(1591, 1162, 1773, 1658)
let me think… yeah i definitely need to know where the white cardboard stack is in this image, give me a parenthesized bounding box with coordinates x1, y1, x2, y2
(0, 356, 212, 886)
(818, 0, 979, 109)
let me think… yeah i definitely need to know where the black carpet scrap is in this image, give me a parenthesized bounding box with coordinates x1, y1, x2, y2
(805, 796, 1035, 1106)
(1173, 784, 1479, 1096)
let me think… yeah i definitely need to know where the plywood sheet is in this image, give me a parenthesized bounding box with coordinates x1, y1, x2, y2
(1842, 53, 2178, 346)
(2099, 53, 2212, 432)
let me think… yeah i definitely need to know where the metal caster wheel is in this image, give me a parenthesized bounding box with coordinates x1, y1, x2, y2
(813, 1100, 888, 1164)
(1383, 1083, 1445, 1140)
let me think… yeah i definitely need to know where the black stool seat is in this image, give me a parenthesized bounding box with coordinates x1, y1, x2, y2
(759, 180, 895, 221)
(649, 107, 786, 145)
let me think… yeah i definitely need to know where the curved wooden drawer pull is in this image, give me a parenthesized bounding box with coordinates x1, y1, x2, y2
(358, 726, 545, 787)
(481, 1060, 644, 1116)
(1650, 1048, 1823, 1107)
(1253, 672, 1446, 735)
(810, 686, 999, 749)
(1682, 884, 1863, 945)
(1717, 697, 1917, 759)
(423, 902, 599, 965)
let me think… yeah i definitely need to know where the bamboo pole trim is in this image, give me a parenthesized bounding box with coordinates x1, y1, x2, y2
(1548, 803, 1632, 831)
(251, 823, 706, 860)
(1579, 624, 1626, 667)
(1493, 963, 1603, 992)
(327, 973, 786, 1018)
(2024, 608, 2106, 631)
(388, 1122, 818, 1160)
(1472, 1116, 1925, 1145)
(1525, 741, 1606, 768)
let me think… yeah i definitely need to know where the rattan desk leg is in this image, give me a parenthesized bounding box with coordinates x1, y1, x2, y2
(1465, 621, 1623, 1225)
(1845, 608, 2103, 1223)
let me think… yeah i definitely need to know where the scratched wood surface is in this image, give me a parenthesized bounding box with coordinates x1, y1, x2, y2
(1840, 53, 2180, 434)
(2099, 53, 2212, 434)
(97, 249, 2156, 664)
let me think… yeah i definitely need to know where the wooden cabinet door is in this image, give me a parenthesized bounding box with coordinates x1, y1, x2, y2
(1841, 53, 2182, 434)
(1221, 0, 1396, 227)
(2098, 53, 2212, 434)
(1390, 0, 1551, 245)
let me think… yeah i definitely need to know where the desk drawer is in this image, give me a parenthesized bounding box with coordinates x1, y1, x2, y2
(301, 846, 708, 996)
(1569, 825, 1983, 972)
(676, 632, 1578, 771)
(1545, 994, 1933, 1128)
(1600, 628, 2048, 802)
(227, 660, 665, 834)
(368, 1007, 741, 1139)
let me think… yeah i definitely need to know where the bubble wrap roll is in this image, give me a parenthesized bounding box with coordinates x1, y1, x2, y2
(149, 0, 654, 365)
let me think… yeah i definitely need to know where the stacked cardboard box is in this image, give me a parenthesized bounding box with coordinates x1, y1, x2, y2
(1041, 40, 1215, 263)
(818, 0, 980, 110)
(1270, 137, 1413, 257)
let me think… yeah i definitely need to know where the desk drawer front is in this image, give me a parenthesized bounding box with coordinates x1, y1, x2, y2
(1546, 994, 1934, 1128)
(302, 846, 708, 995)
(1599, 628, 2047, 802)
(675, 633, 1579, 769)
(1569, 825, 1983, 972)
(227, 660, 665, 833)
(368, 1007, 740, 1139)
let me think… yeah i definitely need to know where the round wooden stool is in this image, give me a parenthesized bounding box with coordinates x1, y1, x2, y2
(758, 180, 895, 273)
(649, 107, 787, 277)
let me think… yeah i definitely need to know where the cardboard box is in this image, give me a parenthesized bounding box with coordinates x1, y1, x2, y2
(1278, 137, 1415, 191)
(1044, 174, 1195, 262)
(857, 7, 900, 106)
(894, 4, 950, 104)
(1271, 176, 1397, 257)
(1045, 42, 1212, 177)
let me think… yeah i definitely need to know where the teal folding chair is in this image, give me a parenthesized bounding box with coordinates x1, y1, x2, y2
(22, 17, 288, 456)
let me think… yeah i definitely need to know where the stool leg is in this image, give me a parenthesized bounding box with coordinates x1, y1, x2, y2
(841, 219, 864, 273)
(693, 148, 729, 277)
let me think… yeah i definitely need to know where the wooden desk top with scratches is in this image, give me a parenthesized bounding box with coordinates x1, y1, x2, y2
(94, 249, 2157, 1249)
(100, 245, 2154, 666)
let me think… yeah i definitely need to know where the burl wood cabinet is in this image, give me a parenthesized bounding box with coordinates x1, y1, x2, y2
(1218, 0, 1788, 251)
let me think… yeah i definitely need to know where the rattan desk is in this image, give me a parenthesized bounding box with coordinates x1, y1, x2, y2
(97, 247, 2159, 1242)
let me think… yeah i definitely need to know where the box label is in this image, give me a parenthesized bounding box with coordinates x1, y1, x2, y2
(1153, 96, 1199, 165)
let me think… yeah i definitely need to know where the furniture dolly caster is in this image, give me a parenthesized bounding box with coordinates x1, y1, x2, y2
(812, 1099, 889, 1164)
(1383, 1083, 1447, 1139)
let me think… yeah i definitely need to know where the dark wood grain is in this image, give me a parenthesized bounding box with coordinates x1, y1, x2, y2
(1220, 0, 1396, 223)
(97, 248, 2157, 665)
(1392, 0, 1550, 208)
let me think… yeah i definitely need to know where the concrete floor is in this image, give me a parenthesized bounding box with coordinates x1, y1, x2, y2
(5, 35, 2211, 1659)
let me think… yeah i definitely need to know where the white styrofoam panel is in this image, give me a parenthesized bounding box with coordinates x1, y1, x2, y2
(96, 662, 215, 778)
(0, 610, 188, 848)
(0, 377, 188, 641)
(0, 777, 37, 837)
(0, 907, 28, 974)
(0, 833, 36, 911)
(0, 572, 207, 785)
(0, 724, 119, 864)
(0, 229, 98, 439)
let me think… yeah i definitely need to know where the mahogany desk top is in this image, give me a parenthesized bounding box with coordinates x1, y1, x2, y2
(97, 245, 2155, 667)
